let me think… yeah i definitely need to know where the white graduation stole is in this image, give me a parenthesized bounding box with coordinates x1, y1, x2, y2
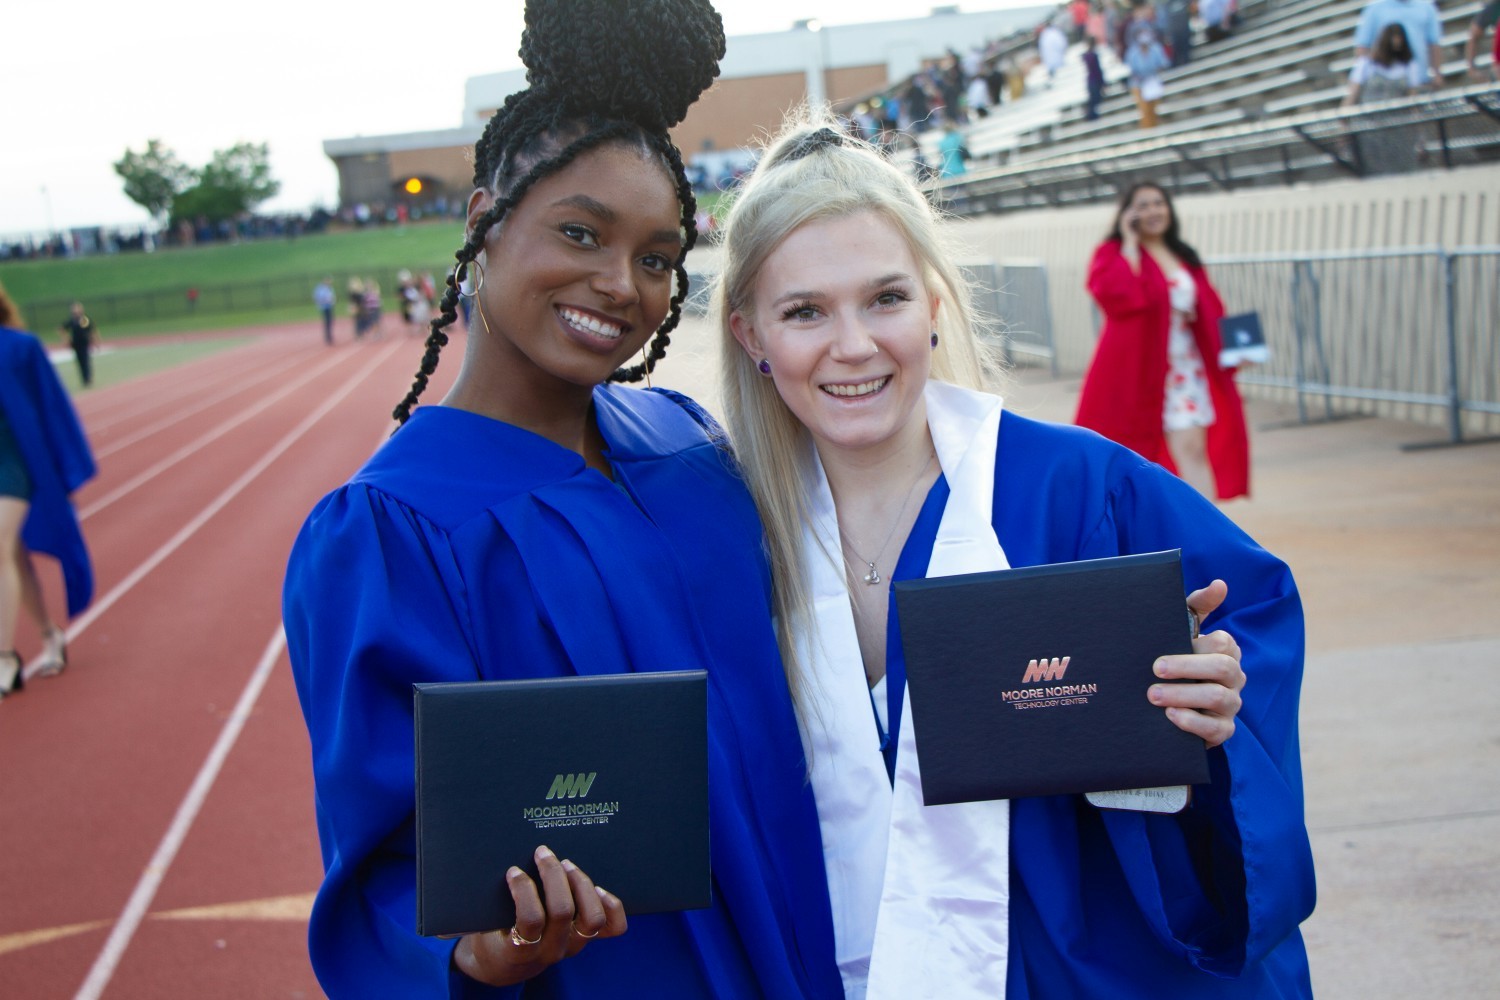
(800, 381, 1012, 1000)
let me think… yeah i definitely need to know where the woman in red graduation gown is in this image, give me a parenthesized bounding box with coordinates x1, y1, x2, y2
(1075, 182, 1250, 500)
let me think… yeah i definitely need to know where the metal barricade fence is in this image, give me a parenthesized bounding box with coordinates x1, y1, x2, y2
(1204, 246, 1500, 446)
(681, 262, 1058, 383)
(960, 260, 1058, 378)
(683, 271, 714, 317)
(21, 267, 444, 330)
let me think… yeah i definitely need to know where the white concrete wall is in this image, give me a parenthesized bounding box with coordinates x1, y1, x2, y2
(951, 163, 1500, 373)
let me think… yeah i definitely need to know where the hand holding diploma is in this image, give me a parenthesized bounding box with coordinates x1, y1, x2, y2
(1149, 579, 1246, 749)
(453, 845, 627, 986)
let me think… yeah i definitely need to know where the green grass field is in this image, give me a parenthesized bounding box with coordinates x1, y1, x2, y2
(0, 221, 465, 303)
(1, 192, 728, 341)
(1, 222, 466, 338)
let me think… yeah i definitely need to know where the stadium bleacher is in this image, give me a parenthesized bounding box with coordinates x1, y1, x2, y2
(921, 0, 1497, 214)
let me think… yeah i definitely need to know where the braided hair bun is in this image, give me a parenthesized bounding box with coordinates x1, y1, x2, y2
(393, 0, 726, 423)
(520, 0, 726, 131)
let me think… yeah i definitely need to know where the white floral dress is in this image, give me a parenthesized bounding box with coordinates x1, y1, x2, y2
(1162, 269, 1216, 431)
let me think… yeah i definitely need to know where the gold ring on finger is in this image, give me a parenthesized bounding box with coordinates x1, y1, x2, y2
(510, 926, 543, 947)
(571, 920, 600, 940)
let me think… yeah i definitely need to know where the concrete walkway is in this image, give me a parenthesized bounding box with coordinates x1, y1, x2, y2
(653, 318, 1500, 999)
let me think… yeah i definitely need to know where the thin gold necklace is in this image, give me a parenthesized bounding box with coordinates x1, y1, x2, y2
(840, 450, 937, 586)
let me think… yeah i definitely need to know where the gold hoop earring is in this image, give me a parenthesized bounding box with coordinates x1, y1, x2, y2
(640, 344, 653, 389)
(455, 258, 485, 298)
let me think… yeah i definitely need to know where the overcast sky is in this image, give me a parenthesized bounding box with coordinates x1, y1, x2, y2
(2, 1, 1041, 238)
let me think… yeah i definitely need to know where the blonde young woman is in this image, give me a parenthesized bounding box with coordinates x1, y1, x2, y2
(714, 121, 1315, 999)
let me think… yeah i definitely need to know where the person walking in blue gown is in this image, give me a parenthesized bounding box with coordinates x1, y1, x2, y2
(0, 281, 94, 696)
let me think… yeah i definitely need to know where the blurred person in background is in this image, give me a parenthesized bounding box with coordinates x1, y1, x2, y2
(1077, 182, 1250, 501)
(1159, 0, 1193, 66)
(1039, 19, 1070, 86)
(345, 278, 365, 340)
(1343, 23, 1426, 173)
(966, 65, 993, 119)
(1069, 0, 1092, 42)
(1353, 0, 1443, 89)
(1466, 0, 1500, 81)
(1125, 25, 1171, 128)
(1082, 34, 1107, 119)
(0, 281, 95, 696)
(1344, 22, 1424, 105)
(938, 121, 970, 178)
(58, 302, 99, 387)
(314, 277, 337, 345)
(1200, 0, 1238, 44)
(361, 279, 384, 339)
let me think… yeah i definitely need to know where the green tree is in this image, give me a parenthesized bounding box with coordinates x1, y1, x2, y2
(113, 139, 192, 225)
(170, 142, 282, 228)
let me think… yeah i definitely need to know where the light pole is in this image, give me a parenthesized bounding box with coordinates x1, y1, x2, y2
(40, 185, 55, 238)
(802, 18, 831, 110)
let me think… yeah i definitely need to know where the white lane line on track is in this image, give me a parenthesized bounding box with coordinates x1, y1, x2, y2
(71, 627, 286, 1000)
(23, 339, 404, 680)
(83, 347, 305, 437)
(91, 353, 308, 461)
(72, 338, 294, 428)
(78, 345, 364, 520)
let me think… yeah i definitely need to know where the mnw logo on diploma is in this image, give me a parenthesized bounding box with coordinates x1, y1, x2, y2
(525, 772, 619, 830)
(1000, 656, 1095, 711)
(546, 772, 598, 800)
(1022, 656, 1071, 683)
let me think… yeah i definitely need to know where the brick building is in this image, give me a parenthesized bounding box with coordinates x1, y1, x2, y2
(322, 5, 1050, 214)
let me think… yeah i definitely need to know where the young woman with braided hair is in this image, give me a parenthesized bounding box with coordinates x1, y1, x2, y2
(282, 3, 842, 996)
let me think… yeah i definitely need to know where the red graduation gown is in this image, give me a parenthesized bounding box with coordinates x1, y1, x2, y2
(1075, 240, 1250, 500)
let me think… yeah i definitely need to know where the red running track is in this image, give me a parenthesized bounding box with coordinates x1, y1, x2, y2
(0, 322, 458, 999)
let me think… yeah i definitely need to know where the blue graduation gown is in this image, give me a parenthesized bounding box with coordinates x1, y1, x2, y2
(0, 326, 96, 616)
(282, 385, 841, 999)
(881, 411, 1315, 999)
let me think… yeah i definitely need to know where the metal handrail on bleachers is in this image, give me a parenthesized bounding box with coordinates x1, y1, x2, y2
(933, 82, 1500, 215)
(929, 0, 1492, 210)
(955, 0, 1362, 162)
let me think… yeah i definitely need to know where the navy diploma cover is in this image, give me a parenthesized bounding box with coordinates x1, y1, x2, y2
(414, 670, 710, 937)
(894, 550, 1210, 805)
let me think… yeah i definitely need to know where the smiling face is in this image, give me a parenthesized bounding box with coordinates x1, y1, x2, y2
(467, 141, 682, 405)
(730, 210, 939, 458)
(1124, 185, 1173, 240)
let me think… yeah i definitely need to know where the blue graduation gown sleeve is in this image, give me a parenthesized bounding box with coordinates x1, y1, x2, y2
(0, 326, 96, 616)
(284, 484, 510, 999)
(990, 413, 1315, 998)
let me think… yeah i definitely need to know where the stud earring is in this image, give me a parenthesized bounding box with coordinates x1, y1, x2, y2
(757, 359, 772, 376)
(930, 329, 939, 349)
